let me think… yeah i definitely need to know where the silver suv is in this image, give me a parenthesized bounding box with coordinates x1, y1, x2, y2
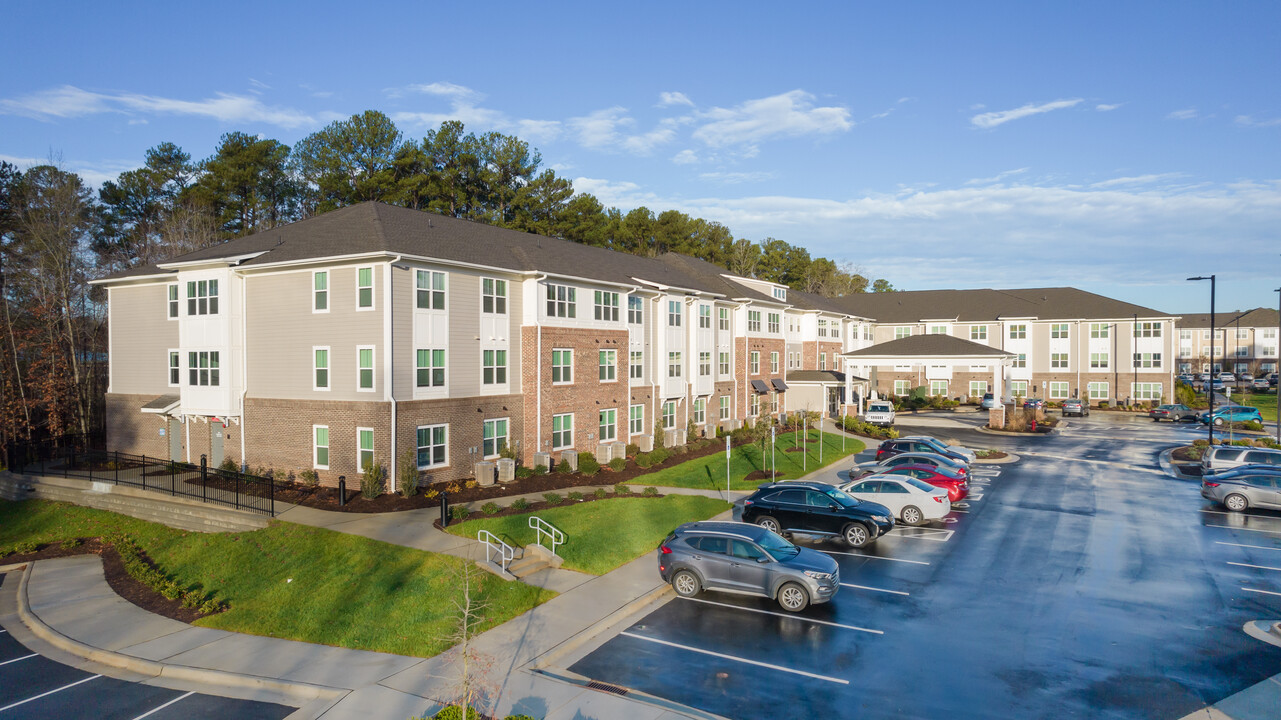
(1202, 445, 1281, 475)
(657, 521, 839, 612)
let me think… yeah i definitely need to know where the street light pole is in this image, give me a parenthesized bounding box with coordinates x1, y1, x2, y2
(1188, 275, 1216, 445)
(1275, 285, 1280, 445)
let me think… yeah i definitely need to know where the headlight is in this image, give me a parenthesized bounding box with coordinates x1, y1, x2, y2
(804, 570, 833, 580)
(878, 515, 892, 523)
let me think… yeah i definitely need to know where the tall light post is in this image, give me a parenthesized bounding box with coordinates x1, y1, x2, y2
(1188, 275, 1216, 444)
(1275, 286, 1280, 445)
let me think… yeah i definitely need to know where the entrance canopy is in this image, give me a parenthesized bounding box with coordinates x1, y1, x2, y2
(839, 334, 1016, 413)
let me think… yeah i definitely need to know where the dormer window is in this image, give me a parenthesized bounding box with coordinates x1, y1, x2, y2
(773, 287, 786, 300)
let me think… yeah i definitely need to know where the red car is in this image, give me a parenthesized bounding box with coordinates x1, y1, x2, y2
(879, 464, 970, 502)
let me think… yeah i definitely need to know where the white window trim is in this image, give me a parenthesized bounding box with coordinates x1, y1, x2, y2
(356, 266, 375, 311)
(552, 413, 574, 450)
(167, 349, 180, 388)
(313, 271, 329, 314)
(599, 408, 617, 443)
(481, 277, 508, 315)
(313, 345, 331, 391)
(167, 283, 179, 320)
(356, 345, 376, 392)
(357, 427, 374, 474)
(599, 349, 618, 383)
(313, 425, 330, 470)
(629, 404, 644, 436)
(482, 418, 509, 460)
(552, 348, 574, 385)
(417, 423, 449, 469)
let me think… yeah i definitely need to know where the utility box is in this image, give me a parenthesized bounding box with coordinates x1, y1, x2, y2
(560, 449, 579, 472)
(474, 461, 496, 487)
(532, 451, 551, 470)
(496, 458, 516, 483)
(635, 434, 654, 452)
(610, 441, 628, 460)
(595, 444, 613, 463)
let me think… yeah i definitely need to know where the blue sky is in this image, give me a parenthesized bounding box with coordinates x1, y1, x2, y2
(3, 1, 1279, 315)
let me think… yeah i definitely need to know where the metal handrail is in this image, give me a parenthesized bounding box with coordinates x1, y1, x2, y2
(528, 515, 565, 555)
(478, 529, 514, 572)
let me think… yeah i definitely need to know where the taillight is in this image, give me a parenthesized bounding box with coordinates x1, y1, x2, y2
(660, 545, 673, 554)
(743, 499, 753, 506)
(932, 496, 944, 503)
(1203, 482, 1220, 488)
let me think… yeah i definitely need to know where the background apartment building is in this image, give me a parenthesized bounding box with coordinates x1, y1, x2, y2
(1176, 309, 1280, 376)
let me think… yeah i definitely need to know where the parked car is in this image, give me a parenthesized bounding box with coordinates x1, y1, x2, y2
(979, 392, 998, 409)
(1198, 405, 1263, 426)
(1061, 398, 1089, 417)
(1253, 376, 1273, 391)
(851, 451, 970, 479)
(1200, 466, 1281, 512)
(658, 521, 839, 612)
(1201, 445, 1281, 474)
(1149, 404, 1197, 422)
(741, 481, 895, 548)
(869, 464, 971, 503)
(1198, 373, 1212, 382)
(874, 438, 971, 465)
(862, 400, 896, 427)
(1218, 372, 1237, 383)
(1210, 378, 1226, 392)
(839, 475, 951, 526)
(1237, 372, 1255, 383)
(1270, 372, 1278, 387)
(897, 435, 978, 464)
(1023, 398, 1046, 410)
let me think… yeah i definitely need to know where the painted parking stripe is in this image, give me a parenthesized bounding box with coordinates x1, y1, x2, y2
(891, 527, 955, 543)
(0, 675, 101, 712)
(1200, 509, 1281, 520)
(1229, 562, 1281, 572)
(1205, 524, 1281, 536)
(0, 653, 36, 666)
(1217, 541, 1281, 552)
(1241, 587, 1281, 597)
(132, 691, 195, 720)
(619, 632, 850, 685)
(679, 596, 884, 634)
(819, 549, 930, 565)
(840, 583, 910, 596)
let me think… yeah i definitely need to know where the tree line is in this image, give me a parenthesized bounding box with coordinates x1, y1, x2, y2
(0, 109, 894, 445)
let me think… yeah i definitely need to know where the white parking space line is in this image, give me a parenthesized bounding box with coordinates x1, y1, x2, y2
(840, 583, 910, 596)
(1205, 524, 1281, 536)
(1241, 587, 1281, 598)
(1201, 509, 1281, 520)
(1228, 562, 1281, 572)
(0, 653, 36, 666)
(1019, 452, 1166, 476)
(678, 596, 885, 634)
(1217, 541, 1281, 552)
(619, 632, 850, 685)
(891, 527, 954, 543)
(820, 549, 930, 565)
(0, 675, 101, 712)
(132, 691, 195, 720)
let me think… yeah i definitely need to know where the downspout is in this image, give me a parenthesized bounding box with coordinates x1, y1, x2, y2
(651, 293, 661, 442)
(385, 257, 401, 486)
(238, 268, 248, 469)
(1075, 320, 1081, 399)
(534, 274, 547, 453)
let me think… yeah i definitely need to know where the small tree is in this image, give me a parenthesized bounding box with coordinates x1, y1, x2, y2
(398, 449, 419, 497)
(445, 560, 497, 719)
(361, 461, 386, 498)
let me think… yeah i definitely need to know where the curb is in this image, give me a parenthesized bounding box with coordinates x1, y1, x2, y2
(529, 580, 674, 672)
(1244, 620, 1281, 649)
(974, 425, 1058, 437)
(974, 454, 1020, 465)
(13, 561, 344, 706)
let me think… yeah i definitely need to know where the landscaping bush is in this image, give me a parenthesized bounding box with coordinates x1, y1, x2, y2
(556, 459, 572, 474)
(218, 458, 239, 473)
(515, 466, 534, 479)
(567, 491, 584, 502)
(593, 488, 607, 500)
(626, 443, 641, 457)
(298, 469, 319, 487)
(109, 534, 222, 615)
(481, 502, 501, 515)
(533, 464, 548, 475)
(398, 450, 419, 498)
(1241, 421, 1265, 432)
(650, 447, 670, 464)
(634, 452, 654, 469)
(608, 457, 626, 471)
(673, 444, 688, 455)
(578, 453, 601, 477)
(60, 538, 83, 550)
(543, 492, 563, 506)
(642, 486, 659, 497)
(686, 419, 698, 443)
(431, 705, 479, 720)
(511, 498, 529, 511)
(361, 462, 387, 498)
(450, 505, 470, 521)
(614, 483, 631, 495)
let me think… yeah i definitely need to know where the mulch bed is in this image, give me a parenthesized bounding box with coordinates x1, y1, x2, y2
(975, 451, 1009, 460)
(0, 540, 205, 623)
(1172, 447, 1205, 464)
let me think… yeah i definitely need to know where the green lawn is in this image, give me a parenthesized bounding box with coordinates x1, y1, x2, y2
(640, 429, 864, 492)
(0, 500, 554, 657)
(447, 495, 730, 575)
(1237, 392, 1278, 423)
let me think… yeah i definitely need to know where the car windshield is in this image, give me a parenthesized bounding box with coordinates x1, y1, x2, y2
(823, 487, 860, 507)
(756, 529, 801, 559)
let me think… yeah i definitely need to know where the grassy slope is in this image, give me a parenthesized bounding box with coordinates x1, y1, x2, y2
(448, 495, 730, 575)
(640, 430, 864, 491)
(0, 500, 554, 657)
(1236, 392, 1278, 423)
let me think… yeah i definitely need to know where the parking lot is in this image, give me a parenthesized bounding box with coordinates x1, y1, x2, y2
(570, 414, 1281, 720)
(0, 577, 292, 720)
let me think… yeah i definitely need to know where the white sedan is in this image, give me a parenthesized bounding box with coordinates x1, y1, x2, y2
(839, 475, 951, 526)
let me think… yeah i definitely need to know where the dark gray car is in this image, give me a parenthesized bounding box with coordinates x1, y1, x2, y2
(657, 521, 839, 612)
(1201, 465, 1281, 511)
(1061, 398, 1089, 417)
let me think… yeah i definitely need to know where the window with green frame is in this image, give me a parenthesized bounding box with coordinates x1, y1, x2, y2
(417, 349, 445, 387)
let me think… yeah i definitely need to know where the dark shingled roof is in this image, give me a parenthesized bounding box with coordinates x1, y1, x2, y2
(833, 287, 1173, 323)
(844, 334, 1013, 358)
(1179, 308, 1279, 329)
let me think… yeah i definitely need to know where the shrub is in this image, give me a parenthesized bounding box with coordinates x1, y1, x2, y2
(515, 466, 534, 479)
(464, 479, 478, 489)
(593, 488, 608, 500)
(481, 502, 501, 515)
(361, 462, 387, 498)
(511, 498, 529, 511)
(578, 453, 601, 477)
(11, 540, 39, 554)
(556, 459, 572, 474)
(673, 444, 688, 455)
(650, 447, 670, 464)
(109, 534, 223, 616)
(686, 419, 698, 443)
(218, 457, 239, 473)
(533, 464, 549, 475)
(398, 450, 419, 497)
(298, 469, 319, 487)
(642, 486, 659, 497)
(614, 483, 632, 495)
(432, 705, 480, 720)
(543, 492, 563, 506)
(568, 491, 584, 501)
(626, 443, 641, 457)
(1241, 421, 1265, 431)
(60, 538, 83, 550)
(608, 457, 626, 471)
(451, 505, 470, 521)
(634, 452, 654, 469)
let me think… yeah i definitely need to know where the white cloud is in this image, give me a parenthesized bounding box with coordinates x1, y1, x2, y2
(672, 149, 699, 165)
(658, 91, 694, 107)
(1096, 103, 1122, 111)
(0, 85, 316, 128)
(970, 98, 1083, 129)
(1167, 108, 1199, 120)
(699, 171, 773, 184)
(691, 90, 852, 147)
(407, 81, 481, 100)
(1089, 173, 1185, 189)
(964, 168, 1030, 185)
(1236, 114, 1281, 128)
(565, 107, 679, 155)
(0, 153, 140, 187)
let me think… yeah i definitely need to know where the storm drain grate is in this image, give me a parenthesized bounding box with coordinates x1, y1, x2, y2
(586, 680, 629, 696)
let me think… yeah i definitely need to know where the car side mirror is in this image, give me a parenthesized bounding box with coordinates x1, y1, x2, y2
(756, 556, 771, 563)
(829, 503, 840, 511)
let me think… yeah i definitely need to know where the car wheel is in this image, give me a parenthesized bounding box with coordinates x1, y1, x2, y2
(901, 506, 923, 526)
(777, 582, 810, 612)
(672, 569, 701, 598)
(1224, 494, 1249, 512)
(756, 516, 781, 534)
(1213, 417, 1225, 427)
(843, 522, 872, 548)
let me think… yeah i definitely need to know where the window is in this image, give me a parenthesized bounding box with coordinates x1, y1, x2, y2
(1133, 352, 1162, 369)
(547, 283, 576, 318)
(699, 304, 711, 329)
(168, 351, 180, 386)
(818, 319, 828, 337)
(1236, 328, 1249, 340)
(1049, 382, 1069, 399)
(1051, 323, 1069, 339)
(187, 351, 220, 386)
(770, 351, 779, 373)
(668, 351, 682, 378)
(750, 351, 760, 374)
(896, 327, 912, 339)
(864, 326, 873, 340)
(718, 307, 729, 331)
(358, 347, 375, 390)
(627, 295, 643, 324)
(1234, 345, 1248, 357)
(630, 350, 643, 379)
(748, 311, 761, 332)
(309, 271, 328, 312)
(552, 413, 573, 449)
(1009, 324, 1027, 340)
(167, 284, 179, 318)
(662, 401, 676, 429)
(594, 290, 619, 322)
(1203, 329, 1211, 340)
(1137, 322, 1162, 338)
(1090, 323, 1109, 339)
(357, 268, 373, 309)
(772, 287, 786, 300)
(416, 349, 446, 388)
(699, 351, 711, 376)
(894, 380, 910, 395)
(482, 278, 506, 314)
(770, 392, 779, 414)
(599, 349, 617, 381)
(1051, 353, 1068, 369)
(749, 393, 760, 416)
(482, 349, 506, 385)
(929, 380, 948, 396)
(1180, 329, 1192, 340)
(598, 409, 617, 442)
(719, 396, 730, 420)
(930, 325, 947, 335)
(552, 349, 573, 384)
(693, 398, 705, 425)
(719, 352, 730, 375)
(1013, 353, 1026, 368)
(1010, 381, 1028, 398)
(1088, 382, 1109, 400)
(629, 405, 644, 435)
(819, 353, 827, 371)
(668, 300, 682, 327)
(1133, 382, 1162, 401)
(314, 347, 330, 390)
(358, 428, 375, 472)
(768, 313, 780, 334)
(479, 419, 507, 459)
(416, 425, 446, 468)
(186, 279, 219, 315)
(971, 325, 987, 341)
(969, 381, 987, 397)
(313, 426, 330, 469)
(1090, 352, 1108, 369)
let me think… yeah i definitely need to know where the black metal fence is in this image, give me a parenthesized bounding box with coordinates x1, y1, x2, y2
(6, 438, 277, 517)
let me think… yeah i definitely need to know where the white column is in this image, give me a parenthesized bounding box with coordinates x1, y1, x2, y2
(992, 360, 1005, 402)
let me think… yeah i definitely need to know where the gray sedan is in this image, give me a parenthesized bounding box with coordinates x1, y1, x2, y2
(1201, 466, 1281, 512)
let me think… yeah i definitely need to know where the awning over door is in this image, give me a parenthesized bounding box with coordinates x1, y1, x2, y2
(139, 394, 180, 415)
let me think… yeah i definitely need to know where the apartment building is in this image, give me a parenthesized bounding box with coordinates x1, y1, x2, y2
(1176, 308, 1280, 376)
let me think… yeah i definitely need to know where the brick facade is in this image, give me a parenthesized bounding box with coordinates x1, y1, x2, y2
(520, 326, 630, 463)
(106, 394, 172, 459)
(395, 395, 524, 486)
(245, 397, 390, 486)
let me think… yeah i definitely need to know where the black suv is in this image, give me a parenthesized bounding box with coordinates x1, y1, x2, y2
(741, 481, 895, 547)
